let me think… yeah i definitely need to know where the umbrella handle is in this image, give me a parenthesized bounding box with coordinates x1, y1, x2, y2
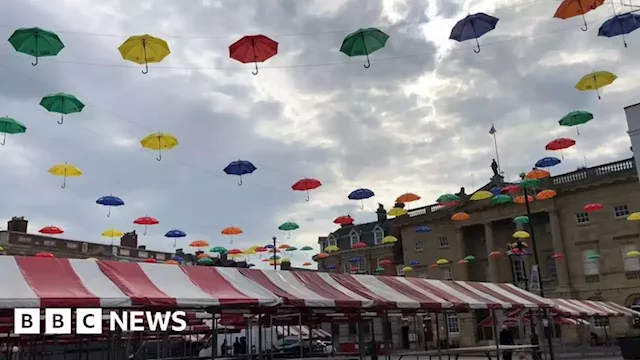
(0, 133, 6, 146)
(58, 113, 64, 125)
(156, 148, 162, 161)
(32, 37, 38, 66)
(61, 176, 66, 189)
(360, 200, 365, 210)
(32, 57, 38, 66)
(305, 190, 310, 202)
(474, 38, 481, 53)
(252, 62, 259, 75)
(107, 206, 111, 218)
(142, 41, 149, 74)
(287, 232, 291, 239)
(142, 62, 149, 74)
(238, 176, 243, 186)
(143, 225, 148, 236)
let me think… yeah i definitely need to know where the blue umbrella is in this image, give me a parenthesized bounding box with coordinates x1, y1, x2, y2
(489, 186, 502, 196)
(165, 229, 186, 247)
(409, 260, 420, 266)
(327, 264, 336, 270)
(95, 195, 124, 217)
(598, 13, 640, 48)
(172, 255, 184, 262)
(348, 188, 375, 209)
(349, 257, 361, 263)
(223, 160, 257, 186)
(416, 226, 431, 233)
(449, 12, 499, 53)
(264, 244, 274, 249)
(535, 157, 561, 168)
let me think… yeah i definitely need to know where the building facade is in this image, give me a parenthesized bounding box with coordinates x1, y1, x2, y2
(394, 157, 640, 345)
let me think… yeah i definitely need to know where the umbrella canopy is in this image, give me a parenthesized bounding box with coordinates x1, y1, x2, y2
(559, 111, 593, 135)
(118, 34, 171, 74)
(39, 226, 64, 235)
(300, 246, 314, 251)
(537, 189, 557, 200)
(575, 71, 617, 99)
(352, 242, 368, 249)
(324, 245, 339, 253)
(0, 116, 26, 145)
(402, 266, 413, 272)
(535, 157, 561, 168)
(514, 215, 530, 224)
(164, 260, 179, 265)
(587, 253, 601, 260)
(229, 34, 278, 75)
(502, 185, 520, 194)
(39, 93, 84, 125)
(437, 194, 460, 203)
(396, 192, 421, 203)
(348, 188, 375, 209)
(140, 132, 178, 161)
(375, 267, 385, 273)
(210, 246, 228, 254)
(221, 226, 243, 236)
(514, 195, 535, 204)
(584, 203, 604, 212)
(598, 13, 640, 47)
(470, 190, 493, 201)
(197, 257, 214, 266)
(291, 178, 322, 202)
(627, 212, 640, 221)
(144, 258, 157, 263)
(491, 194, 512, 205)
(334, 215, 355, 225)
(34, 252, 54, 258)
(315, 252, 329, 259)
(165, 230, 187, 247)
(553, 0, 605, 31)
(227, 248, 243, 255)
(223, 160, 257, 186)
(416, 226, 431, 233)
(8, 27, 65, 65)
(189, 240, 209, 247)
(387, 208, 408, 217)
(451, 212, 470, 221)
(303, 261, 312, 266)
(101, 228, 123, 238)
(526, 169, 551, 180)
(48, 162, 82, 189)
(133, 216, 159, 235)
(464, 255, 476, 261)
(449, 12, 499, 53)
(382, 236, 398, 244)
(436, 258, 450, 265)
(552, 253, 566, 259)
(278, 222, 299, 238)
(513, 231, 531, 239)
(95, 195, 124, 217)
(545, 138, 576, 159)
(340, 28, 389, 68)
(379, 259, 392, 266)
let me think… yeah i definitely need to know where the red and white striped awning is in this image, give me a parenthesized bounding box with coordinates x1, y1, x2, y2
(0, 256, 553, 310)
(275, 325, 331, 339)
(549, 298, 640, 317)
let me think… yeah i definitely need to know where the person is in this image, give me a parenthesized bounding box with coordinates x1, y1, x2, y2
(240, 337, 247, 354)
(499, 325, 514, 360)
(233, 337, 241, 355)
(221, 338, 228, 356)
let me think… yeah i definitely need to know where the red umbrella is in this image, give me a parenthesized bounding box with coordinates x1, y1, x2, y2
(584, 203, 604, 212)
(501, 185, 520, 194)
(39, 226, 64, 235)
(228, 248, 243, 255)
(34, 252, 54, 258)
(379, 259, 392, 266)
(552, 253, 565, 259)
(144, 258, 157, 263)
(545, 138, 576, 159)
(352, 242, 367, 249)
(133, 216, 159, 235)
(350, 266, 359, 272)
(334, 215, 354, 225)
(291, 178, 322, 202)
(229, 35, 278, 75)
(440, 201, 460, 208)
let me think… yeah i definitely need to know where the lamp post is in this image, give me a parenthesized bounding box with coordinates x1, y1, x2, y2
(272, 236, 278, 270)
(519, 174, 555, 360)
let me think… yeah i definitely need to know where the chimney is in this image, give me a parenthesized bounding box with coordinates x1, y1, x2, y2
(280, 260, 291, 270)
(120, 230, 138, 248)
(7, 216, 28, 233)
(138, 245, 146, 250)
(376, 203, 387, 222)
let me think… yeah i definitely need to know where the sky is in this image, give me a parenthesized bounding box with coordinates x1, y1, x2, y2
(0, 0, 637, 268)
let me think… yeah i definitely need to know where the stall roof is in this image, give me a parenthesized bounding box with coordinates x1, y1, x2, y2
(1, 256, 553, 310)
(548, 298, 640, 317)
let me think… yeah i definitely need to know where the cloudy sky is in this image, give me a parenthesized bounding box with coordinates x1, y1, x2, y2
(0, 0, 636, 267)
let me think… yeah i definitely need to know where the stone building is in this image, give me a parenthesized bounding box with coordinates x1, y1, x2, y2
(394, 157, 640, 346)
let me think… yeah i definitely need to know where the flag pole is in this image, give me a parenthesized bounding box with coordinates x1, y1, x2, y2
(490, 124, 501, 173)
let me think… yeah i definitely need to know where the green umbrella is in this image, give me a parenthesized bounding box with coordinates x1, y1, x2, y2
(197, 257, 214, 266)
(8, 27, 65, 66)
(559, 111, 593, 135)
(436, 193, 460, 203)
(210, 246, 227, 254)
(39, 93, 85, 125)
(518, 179, 539, 188)
(278, 221, 299, 238)
(463, 255, 476, 261)
(285, 246, 297, 251)
(0, 117, 26, 146)
(375, 266, 385, 273)
(269, 255, 281, 260)
(513, 215, 529, 224)
(300, 246, 313, 251)
(587, 253, 601, 260)
(340, 28, 389, 68)
(490, 194, 512, 205)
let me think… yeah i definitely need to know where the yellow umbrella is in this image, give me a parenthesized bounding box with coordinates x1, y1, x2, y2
(513, 230, 530, 239)
(382, 236, 398, 244)
(324, 245, 340, 253)
(436, 258, 450, 265)
(48, 162, 82, 189)
(118, 34, 171, 74)
(627, 250, 640, 257)
(470, 190, 493, 201)
(101, 228, 123, 245)
(387, 208, 408, 217)
(140, 132, 178, 161)
(627, 212, 640, 221)
(402, 266, 413, 272)
(575, 71, 617, 100)
(244, 248, 256, 255)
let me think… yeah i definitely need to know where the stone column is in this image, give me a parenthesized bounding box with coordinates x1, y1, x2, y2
(484, 221, 499, 282)
(549, 210, 571, 289)
(455, 227, 468, 280)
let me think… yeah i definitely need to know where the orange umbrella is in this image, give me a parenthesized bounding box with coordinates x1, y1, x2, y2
(189, 240, 209, 247)
(514, 195, 535, 204)
(35, 252, 54, 258)
(196, 253, 210, 259)
(526, 169, 550, 180)
(261, 258, 270, 262)
(451, 212, 470, 221)
(489, 250, 502, 257)
(144, 258, 157, 263)
(396, 192, 421, 203)
(164, 259, 179, 264)
(221, 226, 243, 244)
(278, 244, 290, 249)
(227, 248, 243, 255)
(315, 252, 329, 260)
(537, 189, 557, 200)
(554, 0, 604, 31)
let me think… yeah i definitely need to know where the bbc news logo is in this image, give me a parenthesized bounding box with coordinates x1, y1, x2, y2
(14, 309, 188, 335)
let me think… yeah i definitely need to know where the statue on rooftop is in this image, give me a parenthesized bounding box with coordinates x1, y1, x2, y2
(491, 159, 499, 177)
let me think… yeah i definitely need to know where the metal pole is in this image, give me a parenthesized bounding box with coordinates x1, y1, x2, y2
(272, 236, 277, 270)
(522, 185, 555, 360)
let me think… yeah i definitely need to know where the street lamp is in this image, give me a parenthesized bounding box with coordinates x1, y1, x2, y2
(272, 236, 278, 270)
(518, 173, 555, 360)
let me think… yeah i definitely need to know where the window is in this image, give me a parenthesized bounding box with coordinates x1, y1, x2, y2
(441, 266, 452, 280)
(446, 313, 460, 333)
(138, 251, 148, 258)
(512, 259, 525, 282)
(593, 317, 610, 328)
(575, 212, 591, 224)
(621, 244, 640, 274)
(81, 242, 88, 253)
(396, 265, 405, 276)
(546, 255, 558, 280)
(43, 240, 55, 246)
(66, 242, 78, 249)
(373, 228, 384, 245)
(343, 262, 351, 273)
(156, 253, 166, 260)
(119, 248, 130, 256)
(414, 240, 424, 251)
(583, 250, 600, 282)
(438, 236, 449, 248)
(349, 231, 360, 247)
(327, 236, 337, 247)
(614, 204, 630, 218)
